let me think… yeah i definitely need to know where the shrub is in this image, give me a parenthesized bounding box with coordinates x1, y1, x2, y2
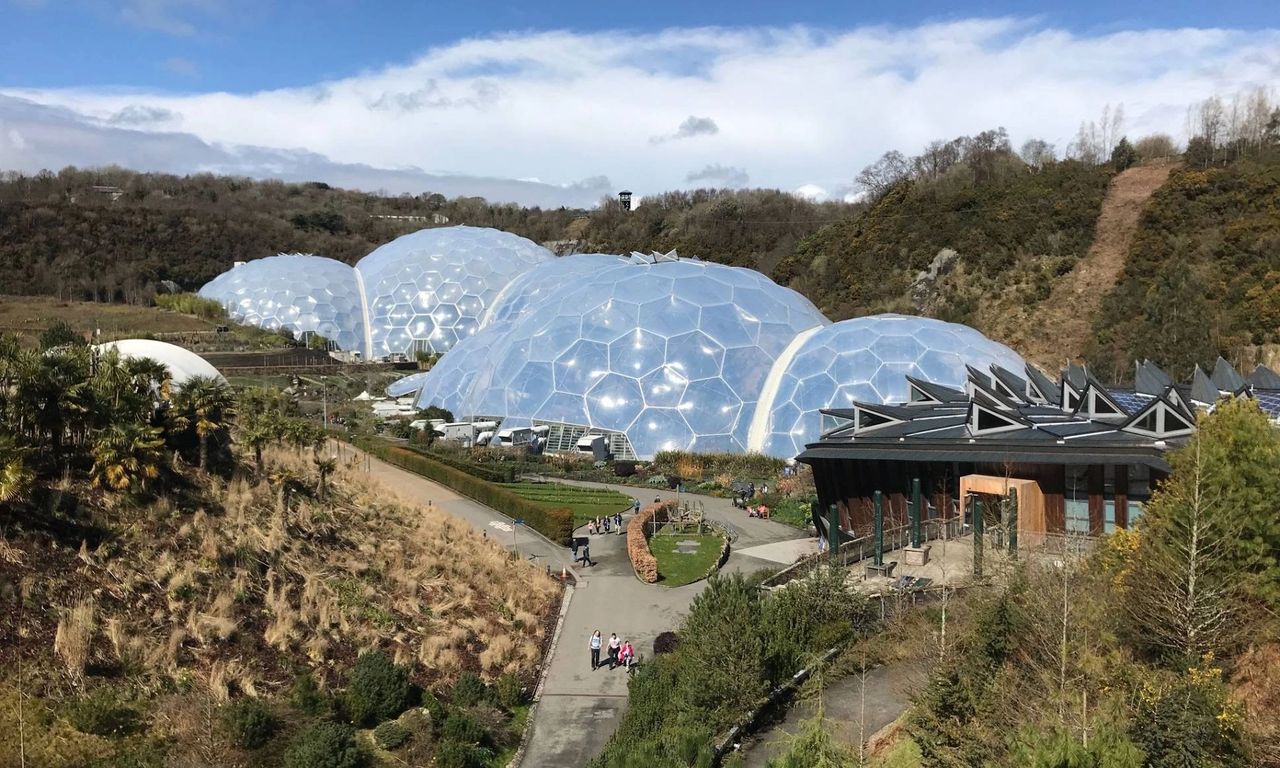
(291, 671, 329, 715)
(66, 686, 140, 737)
(283, 722, 364, 768)
(451, 672, 490, 708)
(435, 740, 492, 768)
(628, 502, 674, 583)
(653, 631, 681, 655)
(222, 698, 276, 749)
(496, 672, 524, 709)
(346, 650, 411, 726)
(441, 709, 490, 747)
(373, 720, 410, 750)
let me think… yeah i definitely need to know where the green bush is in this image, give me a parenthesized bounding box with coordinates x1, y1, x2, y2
(221, 698, 276, 749)
(291, 671, 330, 715)
(283, 722, 364, 768)
(451, 672, 490, 708)
(441, 710, 490, 747)
(66, 687, 140, 737)
(153, 292, 228, 320)
(345, 650, 411, 726)
(353, 439, 573, 544)
(496, 672, 524, 709)
(373, 720, 410, 750)
(434, 740, 493, 768)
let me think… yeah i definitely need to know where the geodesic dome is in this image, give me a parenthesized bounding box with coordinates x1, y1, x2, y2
(94, 339, 226, 387)
(481, 253, 625, 331)
(356, 226, 553, 358)
(416, 257, 829, 459)
(198, 254, 365, 352)
(750, 314, 1026, 458)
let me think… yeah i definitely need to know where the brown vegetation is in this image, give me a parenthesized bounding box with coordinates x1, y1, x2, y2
(627, 501, 675, 583)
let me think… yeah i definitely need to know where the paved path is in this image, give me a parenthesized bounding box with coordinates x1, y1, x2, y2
(737, 661, 923, 766)
(340, 447, 808, 765)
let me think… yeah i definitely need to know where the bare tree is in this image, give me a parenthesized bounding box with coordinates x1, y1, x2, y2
(855, 151, 910, 199)
(1019, 139, 1056, 169)
(1125, 439, 1243, 660)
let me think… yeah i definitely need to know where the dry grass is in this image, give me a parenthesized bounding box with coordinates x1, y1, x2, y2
(25, 444, 559, 707)
(53, 598, 95, 680)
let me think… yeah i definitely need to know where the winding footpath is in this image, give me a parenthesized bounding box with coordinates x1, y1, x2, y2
(339, 444, 810, 765)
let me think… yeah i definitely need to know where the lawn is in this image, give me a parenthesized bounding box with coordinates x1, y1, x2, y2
(647, 530, 726, 587)
(499, 482, 635, 526)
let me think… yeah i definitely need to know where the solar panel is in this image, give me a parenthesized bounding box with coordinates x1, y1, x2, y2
(1254, 391, 1280, 419)
(1107, 389, 1153, 416)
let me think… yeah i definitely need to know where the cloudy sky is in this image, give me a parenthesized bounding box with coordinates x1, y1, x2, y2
(1, 1, 1277, 206)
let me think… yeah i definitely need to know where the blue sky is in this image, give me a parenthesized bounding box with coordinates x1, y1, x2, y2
(4, 0, 1276, 92)
(1, 1, 1277, 205)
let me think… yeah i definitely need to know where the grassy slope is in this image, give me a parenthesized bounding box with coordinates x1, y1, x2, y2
(0, 448, 559, 766)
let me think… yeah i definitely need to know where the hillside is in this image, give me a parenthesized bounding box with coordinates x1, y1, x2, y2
(0, 341, 559, 766)
(1088, 151, 1280, 380)
(1013, 161, 1175, 367)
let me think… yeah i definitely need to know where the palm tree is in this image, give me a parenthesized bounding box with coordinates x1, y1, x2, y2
(314, 455, 337, 499)
(174, 376, 234, 471)
(0, 436, 33, 505)
(238, 411, 275, 473)
(90, 422, 165, 494)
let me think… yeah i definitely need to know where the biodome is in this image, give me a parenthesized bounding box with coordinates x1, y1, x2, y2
(198, 226, 555, 358)
(93, 339, 226, 387)
(199, 227, 1028, 459)
(198, 253, 365, 352)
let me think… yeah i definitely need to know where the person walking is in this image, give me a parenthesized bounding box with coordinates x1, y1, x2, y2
(620, 639, 635, 670)
(590, 630, 602, 670)
(614, 509, 623, 529)
(632, 498, 641, 515)
(607, 633, 621, 669)
(579, 542, 595, 567)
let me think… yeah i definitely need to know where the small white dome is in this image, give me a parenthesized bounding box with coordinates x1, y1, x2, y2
(94, 340, 226, 387)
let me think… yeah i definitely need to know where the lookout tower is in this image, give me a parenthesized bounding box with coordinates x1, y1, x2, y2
(618, 190, 632, 211)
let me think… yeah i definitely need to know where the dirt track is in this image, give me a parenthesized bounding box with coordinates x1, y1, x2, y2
(1020, 161, 1174, 368)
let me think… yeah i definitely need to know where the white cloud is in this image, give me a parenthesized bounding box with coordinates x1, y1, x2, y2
(793, 183, 827, 201)
(651, 115, 720, 144)
(686, 163, 749, 187)
(4, 20, 1279, 198)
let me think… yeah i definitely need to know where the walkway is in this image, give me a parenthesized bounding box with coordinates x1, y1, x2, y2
(338, 445, 808, 766)
(737, 661, 923, 766)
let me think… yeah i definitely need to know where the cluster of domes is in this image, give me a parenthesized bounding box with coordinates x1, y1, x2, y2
(201, 226, 1025, 459)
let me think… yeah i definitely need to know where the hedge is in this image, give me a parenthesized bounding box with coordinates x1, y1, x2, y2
(352, 438, 574, 545)
(628, 501, 675, 583)
(407, 446, 515, 483)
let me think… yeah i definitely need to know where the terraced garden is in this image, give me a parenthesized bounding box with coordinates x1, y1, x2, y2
(499, 482, 635, 525)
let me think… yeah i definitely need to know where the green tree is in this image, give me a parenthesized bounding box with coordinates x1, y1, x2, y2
(675, 573, 767, 725)
(1110, 137, 1138, 171)
(1125, 399, 1280, 660)
(39, 320, 84, 350)
(172, 375, 234, 470)
(766, 701, 857, 768)
(345, 650, 410, 726)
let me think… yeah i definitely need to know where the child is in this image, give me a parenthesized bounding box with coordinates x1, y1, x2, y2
(607, 633, 621, 669)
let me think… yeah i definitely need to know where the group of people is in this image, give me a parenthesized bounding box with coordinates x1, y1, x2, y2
(586, 509, 625, 535)
(732, 482, 771, 517)
(589, 630, 636, 671)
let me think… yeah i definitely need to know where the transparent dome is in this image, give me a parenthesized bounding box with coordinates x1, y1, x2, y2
(481, 253, 624, 330)
(198, 254, 365, 352)
(416, 258, 828, 459)
(752, 314, 1026, 458)
(356, 226, 553, 358)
